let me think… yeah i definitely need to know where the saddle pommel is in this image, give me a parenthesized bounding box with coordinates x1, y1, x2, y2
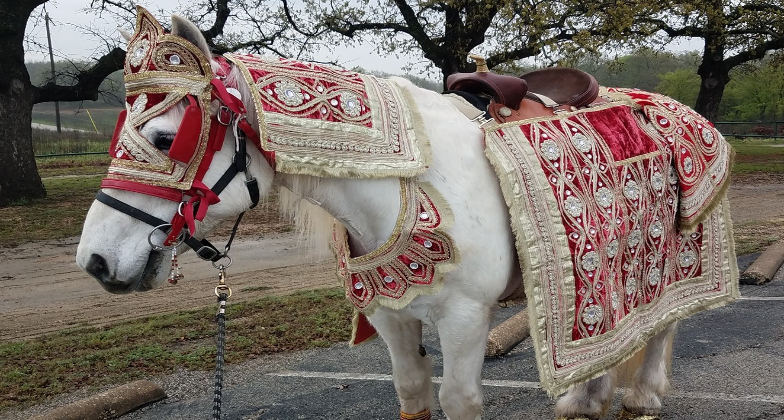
(469, 54, 489, 72)
(446, 55, 528, 110)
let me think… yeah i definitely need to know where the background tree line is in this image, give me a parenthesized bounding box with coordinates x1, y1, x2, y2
(28, 48, 784, 125)
(2, 0, 783, 206)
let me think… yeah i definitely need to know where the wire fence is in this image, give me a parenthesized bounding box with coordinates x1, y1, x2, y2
(32, 119, 784, 159)
(713, 121, 784, 139)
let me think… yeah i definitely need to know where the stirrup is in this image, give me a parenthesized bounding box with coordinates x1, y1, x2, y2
(616, 408, 661, 420)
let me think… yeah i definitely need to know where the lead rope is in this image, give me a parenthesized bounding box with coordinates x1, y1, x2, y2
(213, 263, 231, 419)
(210, 213, 242, 420)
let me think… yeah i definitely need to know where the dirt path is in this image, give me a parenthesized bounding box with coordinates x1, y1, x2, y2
(1, 174, 783, 343)
(0, 233, 335, 342)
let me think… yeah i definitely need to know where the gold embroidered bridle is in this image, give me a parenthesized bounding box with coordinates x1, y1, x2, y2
(96, 7, 273, 262)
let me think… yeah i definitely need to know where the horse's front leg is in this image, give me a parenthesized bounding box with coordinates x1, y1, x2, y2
(370, 309, 434, 419)
(621, 321, 677, 417)
(435, 295, 492, 420)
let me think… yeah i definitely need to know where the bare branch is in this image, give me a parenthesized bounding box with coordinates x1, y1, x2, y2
(33, 47, 125, 103)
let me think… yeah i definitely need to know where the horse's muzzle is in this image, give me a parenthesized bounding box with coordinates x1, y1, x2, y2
(84, 252, 161, 294)
(84, 253, 132, 294)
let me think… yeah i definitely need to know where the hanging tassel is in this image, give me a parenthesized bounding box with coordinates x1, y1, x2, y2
(168, 247, 184, 284)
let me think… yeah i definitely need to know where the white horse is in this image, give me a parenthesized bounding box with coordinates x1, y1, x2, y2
(77, 13, 688, 420)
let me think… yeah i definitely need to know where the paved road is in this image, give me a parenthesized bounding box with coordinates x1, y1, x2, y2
(110, 253, 784, 420)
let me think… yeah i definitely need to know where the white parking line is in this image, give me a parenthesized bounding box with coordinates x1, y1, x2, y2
(739, 296, 784, 301)
(267, 371, 784, 404)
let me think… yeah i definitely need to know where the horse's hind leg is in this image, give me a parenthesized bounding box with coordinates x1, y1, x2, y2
(621, 321, 678, 416)
(554, 370, 618, 419)
(370, 309, 434, 419)
(436, 296, 492, 420)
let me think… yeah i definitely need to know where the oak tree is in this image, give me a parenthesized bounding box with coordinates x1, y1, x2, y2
(281, 0, 636, 86)
(633, 0, 784, 120)
(0, 0, 299, 207)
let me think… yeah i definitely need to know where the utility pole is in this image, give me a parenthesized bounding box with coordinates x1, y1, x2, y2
(45, 10, 61, 133)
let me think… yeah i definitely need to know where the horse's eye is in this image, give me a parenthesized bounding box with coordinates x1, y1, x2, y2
(153, 132, 175, 152)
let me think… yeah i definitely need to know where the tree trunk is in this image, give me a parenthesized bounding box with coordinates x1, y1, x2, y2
(0, 83, 43, 207)
(694, 60, 730, 122)
(0, 0, 46, 207)
(693, 26, 731, 122)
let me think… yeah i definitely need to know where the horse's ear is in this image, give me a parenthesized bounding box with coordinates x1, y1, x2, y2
(119, 28, 133, 42)
(171, 15, 211, 59)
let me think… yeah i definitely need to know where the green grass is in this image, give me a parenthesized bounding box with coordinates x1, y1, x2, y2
(32, 128, 111, 156)
(32, 103, 122, 134)
(0, 176, 101, 247)
(36, 155, 110, 178)
(0, 288, 353, 412)
(730, 138, 784, 174)
(733, 219, 784, 255)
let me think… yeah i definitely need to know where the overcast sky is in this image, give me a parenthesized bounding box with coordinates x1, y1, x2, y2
(26, 1, 701, 79)
(24, 0, 425, 76)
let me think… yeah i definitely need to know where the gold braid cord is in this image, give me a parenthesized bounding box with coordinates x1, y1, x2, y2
(400, 408, 432, 420)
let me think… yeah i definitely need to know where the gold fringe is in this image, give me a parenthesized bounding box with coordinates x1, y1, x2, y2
(679, 146, 736, 233)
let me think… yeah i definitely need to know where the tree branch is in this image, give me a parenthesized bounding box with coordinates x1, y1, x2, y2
(33, 47, 125, 103)
(201, 0, 230, 42)
(725, 37, 784, 69)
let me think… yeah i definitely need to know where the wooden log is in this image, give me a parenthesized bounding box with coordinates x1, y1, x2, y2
(29, 380, 166, 420)
(485, 309, 530, 357)
(741, 239, 784, 285)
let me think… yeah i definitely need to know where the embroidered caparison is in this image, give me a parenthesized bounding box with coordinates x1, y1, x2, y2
(224, 54, 431, 179)
(332, 179, 459, 315)
(483, 89, 738, 395)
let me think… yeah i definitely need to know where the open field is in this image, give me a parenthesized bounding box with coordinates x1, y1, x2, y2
(32, 103, 121, 135)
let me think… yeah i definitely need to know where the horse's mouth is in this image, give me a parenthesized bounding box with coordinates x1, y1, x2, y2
(135, 250, 165, 292)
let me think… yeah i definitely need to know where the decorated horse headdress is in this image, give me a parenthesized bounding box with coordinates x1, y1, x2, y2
(97, 6, 256, 259)
(104, 6, 231, 199)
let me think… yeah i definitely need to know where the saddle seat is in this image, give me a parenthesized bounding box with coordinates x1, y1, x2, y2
(446, 54, 529, 110)
(446, 55, 604, 124)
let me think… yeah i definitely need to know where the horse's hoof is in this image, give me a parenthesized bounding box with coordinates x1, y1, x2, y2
(556, 417, 597, 420)
(616, 408, 661, 420)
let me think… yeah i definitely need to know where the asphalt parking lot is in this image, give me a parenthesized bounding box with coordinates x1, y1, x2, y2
(115, 253, 784, 420)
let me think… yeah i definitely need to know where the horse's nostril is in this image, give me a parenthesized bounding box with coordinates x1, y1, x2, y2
(85, 253, 110, 281)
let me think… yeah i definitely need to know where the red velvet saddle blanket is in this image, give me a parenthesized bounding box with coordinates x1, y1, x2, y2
(483, 88, 738, 395)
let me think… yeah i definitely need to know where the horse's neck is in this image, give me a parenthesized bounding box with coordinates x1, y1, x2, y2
(224, 62, 402, 256)
(276, 174, 402, 256)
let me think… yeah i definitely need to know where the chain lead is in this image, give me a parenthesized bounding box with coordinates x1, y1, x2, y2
(214, 265, 232, 298)
(213, 264, 231, 419)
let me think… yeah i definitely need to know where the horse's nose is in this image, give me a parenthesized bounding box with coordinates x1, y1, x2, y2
(85, 254, 132, 294)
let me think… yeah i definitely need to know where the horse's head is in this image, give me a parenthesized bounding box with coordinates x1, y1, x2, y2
(76, 7, 273, 293)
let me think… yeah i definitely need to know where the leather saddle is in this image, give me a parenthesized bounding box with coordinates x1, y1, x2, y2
(445, 55, 604, 124)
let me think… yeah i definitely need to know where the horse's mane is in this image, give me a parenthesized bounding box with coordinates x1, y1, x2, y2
(224, 61, 335, 260)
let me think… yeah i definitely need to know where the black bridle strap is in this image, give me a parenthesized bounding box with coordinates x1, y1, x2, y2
(210, 130, 260, 209)
(94, 191, 224, 261)
(95, 191, 169, 228)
